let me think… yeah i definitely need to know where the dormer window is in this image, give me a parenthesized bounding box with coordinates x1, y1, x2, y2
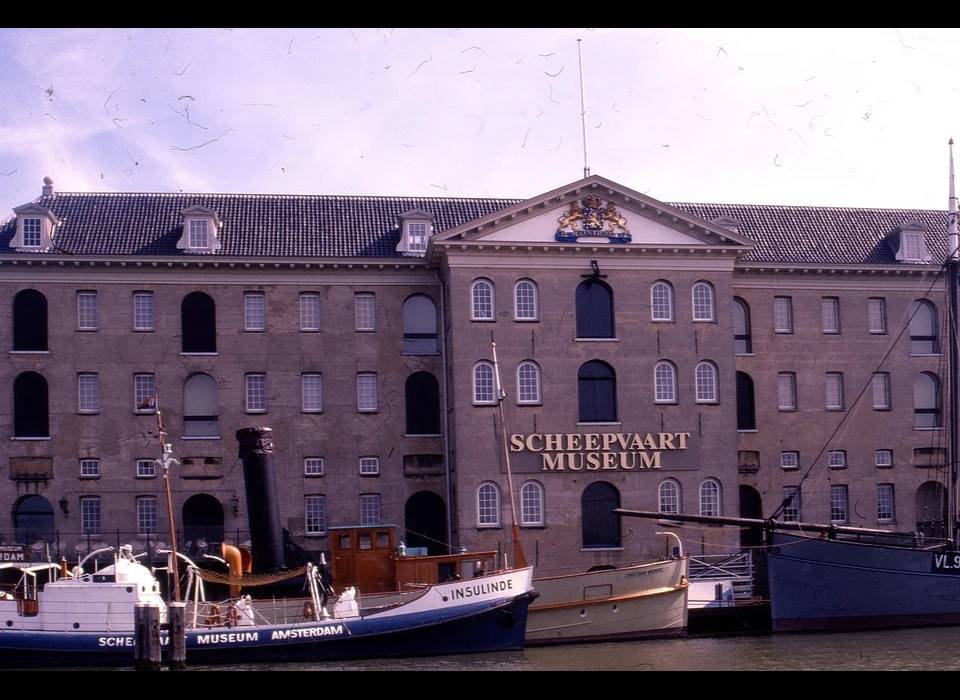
(396, 209, 434, 257)
(9, 204, 58, 252)
(189, 219, 209, 249)
(176, 206, 222, 253)
(887, 221, 931, 263)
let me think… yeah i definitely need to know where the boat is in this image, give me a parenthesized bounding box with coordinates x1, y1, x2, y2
(490, 342, 690, 644)
(0, 543, 535, 667)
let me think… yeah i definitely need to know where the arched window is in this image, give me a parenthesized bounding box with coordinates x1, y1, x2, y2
(582, 482, 620, 548)
(14, 495, 54, 545)
(514, 280, 539, 321)
(402, 295, 438, 354)
(477, 482, 501, 527)
(183, 373, 219, 438)
(578, 360, 617, 422)
(733, 298, 752, 354)
(700, 478, 722, 517)
(692, 281, 715, 322)
(914, 372, 941, 428)
(520, 482, 545, 526)
(14, 371, 49, 437)
(695, 362, 719, 403)
(736, 371, 756, 430)
(909, 300, 939, 355)
(13, 290, 48, 351)
(517, 361, 542, 404)
(181, 292, 216, 353)
(575, 279, 614, 338)
(654, 361, 677, 403)
(405, 371, 440, 435)
(651, 281, 674, 322)
(473, 362, 496, 404)
(659, 479, 681, 514)
(471, 280, 495, 321)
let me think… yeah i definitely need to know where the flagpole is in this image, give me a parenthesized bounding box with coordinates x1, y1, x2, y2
(491, 338, 528, 569)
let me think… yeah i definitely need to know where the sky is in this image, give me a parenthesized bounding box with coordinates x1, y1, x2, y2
(2, 28, 959, 214)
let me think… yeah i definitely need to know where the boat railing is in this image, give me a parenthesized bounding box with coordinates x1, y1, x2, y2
(688, 552, 755, 600)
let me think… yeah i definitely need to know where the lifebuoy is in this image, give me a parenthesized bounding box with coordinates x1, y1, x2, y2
(204, 604, 222, 627)
(303, 600, 315, 620)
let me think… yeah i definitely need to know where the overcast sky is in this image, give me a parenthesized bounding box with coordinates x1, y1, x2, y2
(2, 28, 958, 215)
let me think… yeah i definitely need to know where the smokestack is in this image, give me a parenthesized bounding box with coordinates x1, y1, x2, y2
(235, 427, 285, 574)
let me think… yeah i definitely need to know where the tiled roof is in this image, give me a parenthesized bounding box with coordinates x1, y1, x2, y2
(0, 190, 949, 265)
(670, 202, 948, 265)
(0, 192, 522, 258)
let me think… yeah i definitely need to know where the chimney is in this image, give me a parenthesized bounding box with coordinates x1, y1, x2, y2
(42, 176, 54, 197)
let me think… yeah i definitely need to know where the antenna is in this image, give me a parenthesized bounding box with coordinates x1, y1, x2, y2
(578, 38, 590, 178)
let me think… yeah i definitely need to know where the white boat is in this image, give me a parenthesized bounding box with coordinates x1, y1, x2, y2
(525, 557, 689, 644)
(0, 543, 536, 667)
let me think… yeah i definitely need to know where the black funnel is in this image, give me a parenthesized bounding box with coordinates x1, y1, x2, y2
(235, 427, 285, 574)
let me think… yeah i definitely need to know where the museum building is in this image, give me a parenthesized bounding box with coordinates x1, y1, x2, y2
(0, 174, 951, 572)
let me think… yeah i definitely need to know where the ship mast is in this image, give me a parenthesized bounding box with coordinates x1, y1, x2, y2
(948, 138, 959, 544)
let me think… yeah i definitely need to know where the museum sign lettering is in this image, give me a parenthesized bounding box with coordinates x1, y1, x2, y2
(509, 432, 693, 472)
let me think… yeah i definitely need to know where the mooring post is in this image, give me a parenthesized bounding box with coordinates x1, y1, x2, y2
(167, 602, 187, 670)
(134, 604, 161, 671)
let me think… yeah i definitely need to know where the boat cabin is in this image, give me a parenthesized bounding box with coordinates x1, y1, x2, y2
(329, 525, 499, 594)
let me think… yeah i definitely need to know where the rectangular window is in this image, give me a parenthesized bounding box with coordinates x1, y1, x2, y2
(828, 450, 847, 469)
(830, 485, 848, 523)
(407, 222, 428, 253)
(780, 451, 800, 470)
(877, 484, 895, 522)
(875, 449, 893, 468)
(357, 373, 378, 412)
(78, 373, 99, 413)
(302, 373, 323, 412)
(134, 292, 154, 331)
(81, 496, 102, 536)
(903, 232, 923, 261)
(355, 293, 376, 331)
(305, 495, 326, 534)
(872, 372, 891, 410)
(244, 293, 265, 331)
(78, 291, 98, 330)
(80, 458, 100, 478)
(773, 296, 793, 333)
(300, 293, 321, 331)
(135, 374, 156, 413)
(778, 373, 797, 411)
(188, 219, 209, 249)
(868, 298, 887, 334)
(821, 297, 840, 333)
(304, 458, 324, 476)
(245, 373, 267, 412)
(22, 218, 41, 247)
(137, 459, 157, 478)
(782, 486, 801, 522)
(826, 372, 845, 410)
(137, 496, 158, 535)
(360, 494, 381, 526)
(360, 457, 380, 475)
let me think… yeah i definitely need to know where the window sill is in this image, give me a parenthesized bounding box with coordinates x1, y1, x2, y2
(10, 436, 51, 441)
(360, 473, 380, 478)
(180, 352, 218, 356)
(774, 331, 794, 335)
(405, 433, 442, 438)
(10, 350, 50, 355)
(469, 319, 496, 323)
(305, 533, 328, 538)
(476, 525, 502, 530)
(78, 412, 100, 416)
(914, 427, 943, 431)
(695, 401, 720, 406)
(135, 475, 158, 480)
(580, 546, 625, 552)
(576, 421, 622, 427)
(735, 352, 755, 357)
(514, 319, 539, 323)
(355, 329, 376, 333)
(358, 410, 380, 415)
(521, 524, 546, 530)
(574, 337, 619, 342)
(692, 319, 716, 324)
(134, 329, 155, 333)
(302, 410, 324, 415)
(778, 408, 798, 412)
(79, 475, 101, 480)
(181, 435, 221, 440)
(244, 329, 266, 333)
(77, 328, 99, 332)
(737, 429, 758, 433)
(517, 402, 543, 407)
(304, 473, 324, 478)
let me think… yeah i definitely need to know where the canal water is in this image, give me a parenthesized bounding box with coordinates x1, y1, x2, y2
(21, 627, 960, 671)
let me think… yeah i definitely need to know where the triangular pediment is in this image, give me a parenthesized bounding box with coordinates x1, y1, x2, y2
(431, 175, 755, 251)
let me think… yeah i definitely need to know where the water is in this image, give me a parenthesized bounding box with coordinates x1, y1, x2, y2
(16, 627, 960, 671)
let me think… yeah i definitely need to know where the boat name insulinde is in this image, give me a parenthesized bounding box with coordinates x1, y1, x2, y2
(450, 579, 513, 600)
(270, 625, 344, 640)
(509, 432, 691, 471)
